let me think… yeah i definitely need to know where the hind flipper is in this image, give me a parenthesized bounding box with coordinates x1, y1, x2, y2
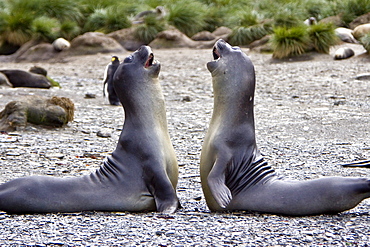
(341, 160, 370, 168)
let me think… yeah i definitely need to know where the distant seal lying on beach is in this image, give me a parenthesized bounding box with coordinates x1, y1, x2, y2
(334, 47, 355, 60)
(200, 39, 370, 216)
(0, 69, 51, 88)
(0, 45, 179, 214)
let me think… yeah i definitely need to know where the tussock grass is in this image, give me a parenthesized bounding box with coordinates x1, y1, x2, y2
(229, 23, 272, 46)
(0, 10, 33, 46)
(134, 15, 166, 44)
(271, 26, 310, 59)
(0, 0, 369, 55)
(83, 7, 131, 33)
(339, 0, 370, 25)
(60, 21, 81, 40)
(166, 0, 206, 37)
(308, 22, 339, 53)
(31, 16, 60, 42)
(360, 33, 370, 53)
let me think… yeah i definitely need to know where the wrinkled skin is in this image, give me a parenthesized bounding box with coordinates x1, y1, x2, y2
(200, 39, 370, 216)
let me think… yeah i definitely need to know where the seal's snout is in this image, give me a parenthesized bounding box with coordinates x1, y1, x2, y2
(212, 39, 228, 60)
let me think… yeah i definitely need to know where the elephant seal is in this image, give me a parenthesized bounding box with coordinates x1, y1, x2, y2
(103, 56, 121, 105)
(335, 28, 358, 44)
(334, 47, 355, 60)
(0, 69, 51, 88)
(52, 38, 70, 52)
(0, 46, 179, 214)
(200, 39, 370, 216)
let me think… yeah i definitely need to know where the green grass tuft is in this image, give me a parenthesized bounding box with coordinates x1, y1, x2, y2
(229, 22, 272, 46)
(83, 6, 131, 33)
(339, 0, 370, 25)
(31, 16, 61, 42)
(47, 76, 61, 88)
(134, 15, 166, 44)
(166, 0, 206, 37)
(0, 10, 33, 46)
(60, 21, 81, 40)
(308, 22, 339, 53)
(271, 26, 310, 59)
(360, 33, 370, 53)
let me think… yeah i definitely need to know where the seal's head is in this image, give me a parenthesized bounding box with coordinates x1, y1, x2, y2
(207, 39, 255, 102)
(207, 39, 251, 74)
(113, 45, 161, 104)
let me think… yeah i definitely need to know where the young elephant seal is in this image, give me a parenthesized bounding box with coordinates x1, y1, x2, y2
(200, 39, 370, 216)
(0, 46, 179, 214)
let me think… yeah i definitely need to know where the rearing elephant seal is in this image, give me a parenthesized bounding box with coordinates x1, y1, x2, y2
(0, 46, 179, 214)
(200, 39, 370, 216)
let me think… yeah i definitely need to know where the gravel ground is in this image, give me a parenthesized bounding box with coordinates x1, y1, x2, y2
(0, 43, 369, 246)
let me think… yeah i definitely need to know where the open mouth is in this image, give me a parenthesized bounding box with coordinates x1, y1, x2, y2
(213, 46, 220, 60)
(145, 53, 154, 68)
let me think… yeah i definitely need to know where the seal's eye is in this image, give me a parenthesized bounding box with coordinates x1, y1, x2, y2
(123, 56, 133, 63)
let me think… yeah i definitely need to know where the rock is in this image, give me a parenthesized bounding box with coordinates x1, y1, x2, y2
(165, 230, 176, 236)
(107, 27, 146, 51)
(149, 27, 199, 49)
(182, 96, 192, 102)
(67, 32, 126, 56)
(249, 35, 271, 49)
(84, 93, 96, 99)
(349, 12, 370, 29)
(319, 15, 345, 27)
(15, 43, 59, 62)
(191, 31, 216, 41)
(0, 96, 74, 131)
(45, 153, 65, 159)
(212, 26, 232, 37)
(97, 129, 112, 138)
(0, 39, 41, 62)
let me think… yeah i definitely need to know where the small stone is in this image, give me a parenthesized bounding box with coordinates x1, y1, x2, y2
(45, 153, 65, 159)
(182, 96, 192, 102)
(85, 93, 96, 99)
(97, 130, 111, 138)
(81, 129, 91, 134)
(165, 230, 176, 236)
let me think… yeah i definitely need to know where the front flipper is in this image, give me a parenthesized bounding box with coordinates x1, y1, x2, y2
(146, 168, 179, 214)
(207, 157, 232, 208)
